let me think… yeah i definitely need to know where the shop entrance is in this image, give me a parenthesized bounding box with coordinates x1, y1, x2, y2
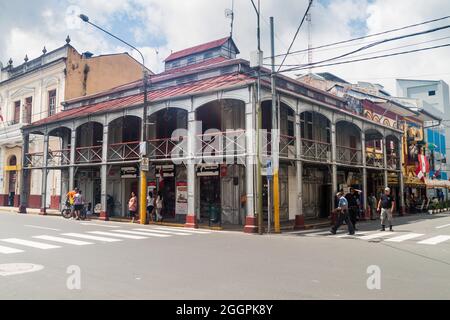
(302, 165, 331, 219)
(199, 175, 221, 222)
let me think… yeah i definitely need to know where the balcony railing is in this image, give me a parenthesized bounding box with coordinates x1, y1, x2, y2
(366, 150, 384, 168)
(261, 132, 296, 159)
(300, 138, 331, 162)
(75, 146, 102, 164)
(108, 141, 140, 162)
(197, 129, 246, 158)
(386, 154, 400, 170)
(25, 152, 44, 168)
(336, 145, 362, 165)
(148, 136, 186, 160)
(47, 149, 70, 166)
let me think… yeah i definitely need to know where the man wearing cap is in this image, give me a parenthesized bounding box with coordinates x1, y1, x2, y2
(331, 190, 355, 235)
(377, 187, 395, 231)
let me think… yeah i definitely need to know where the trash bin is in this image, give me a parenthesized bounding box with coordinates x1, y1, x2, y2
(209, 204, 220, 224)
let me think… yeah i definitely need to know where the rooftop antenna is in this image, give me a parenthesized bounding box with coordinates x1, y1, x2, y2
(225, 0, 235, 38)
(306, 4, 313, 74)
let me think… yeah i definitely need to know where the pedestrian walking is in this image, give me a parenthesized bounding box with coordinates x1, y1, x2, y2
(346, 188, 360, 230)
(156, 191, 164, 222)
(331, 190, 355, 235)
(377, 187, 395, 231)
(128, 192, 138, 223)
(368, 193, 377, 220)
(147, 191, 155, 223)
(73, 189, 84, 221)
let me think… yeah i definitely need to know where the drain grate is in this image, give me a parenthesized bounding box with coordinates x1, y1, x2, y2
(0, 263, 44, 276)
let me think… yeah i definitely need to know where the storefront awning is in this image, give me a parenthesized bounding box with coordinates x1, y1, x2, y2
(425, 178, 450, 189)
(404, 176, 426, 187)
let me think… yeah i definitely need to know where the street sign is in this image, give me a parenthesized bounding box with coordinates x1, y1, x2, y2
(140, 141, 147, 156)
(266, 160, 273, 179)
(141, 157, 149, 172)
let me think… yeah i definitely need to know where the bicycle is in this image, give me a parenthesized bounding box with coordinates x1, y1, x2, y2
(61, 201, 73, 219)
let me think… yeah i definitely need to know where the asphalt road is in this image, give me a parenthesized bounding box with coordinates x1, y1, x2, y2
(0, 211, 450, 299)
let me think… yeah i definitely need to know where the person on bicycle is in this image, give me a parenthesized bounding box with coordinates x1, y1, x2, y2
(73, 189, 84, 221)
(66, 187, 78, 218)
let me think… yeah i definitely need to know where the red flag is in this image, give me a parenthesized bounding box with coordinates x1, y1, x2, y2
(415, 165, 424, 181)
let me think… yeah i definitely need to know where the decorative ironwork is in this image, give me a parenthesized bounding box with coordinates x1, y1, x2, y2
(300, 138, 331, 162)
(197, 129, 246, 158)
(148, 136, 186, 160)
(337, 145, 361, 165)
(366, 150, 384, 168)
(262, 132, 296, 159)
(75, 146, 102, 164)
(47, 149, 71, 166)
(108, 141, 140, 162)
(25, 152, 44, 168)
(386, 154, 400, 170)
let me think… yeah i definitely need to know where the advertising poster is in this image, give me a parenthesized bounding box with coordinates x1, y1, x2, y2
(176, 182, 188, 215)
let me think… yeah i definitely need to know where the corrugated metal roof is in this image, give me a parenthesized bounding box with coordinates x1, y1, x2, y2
(165, 37, 230, 62)
(27, 73, 254, 128)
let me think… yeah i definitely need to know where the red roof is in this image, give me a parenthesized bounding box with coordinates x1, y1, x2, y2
(28, 73, 254, 128)
(158, 56, 229, 76)
(165, 37, 231, 62)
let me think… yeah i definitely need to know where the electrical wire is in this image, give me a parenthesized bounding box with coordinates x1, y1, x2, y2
(279, 43, 450, 73)
(277, 0, 314, 72)
(277, 24, 450, 70)
(275, 35, 450, 67)
(269, 15, 450, 60)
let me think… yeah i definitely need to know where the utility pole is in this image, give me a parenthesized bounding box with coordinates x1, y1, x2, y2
(270, 17, 281, 233)
(79, 14, 149, 225)
(251, 0, 263, 235)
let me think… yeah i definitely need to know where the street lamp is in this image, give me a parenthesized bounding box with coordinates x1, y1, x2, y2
(79, 14, 150, 225)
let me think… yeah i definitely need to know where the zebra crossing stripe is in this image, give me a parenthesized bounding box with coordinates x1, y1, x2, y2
(33, 235, 93, 246)
(333, 231, 371, 238)
(133, 228, 192, 236)
(80, 223, 120, 228)
(62, 233, 122, 242)
(88, 231, 148, 240)
(154, 227, 211, 234)
(384, 233, 424, 243)
(1, 238, 60, 250)
(111, 230, 170, 238)
(360, 232, 398, 240)
(417, 235, 450, 245)
(0, 245, 24, 254)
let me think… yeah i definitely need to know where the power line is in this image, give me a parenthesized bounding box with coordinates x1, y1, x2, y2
(275, 35, 450, 67)
(277, 24, 450, 70)
(268, 15, 450, 60)
(277, 0, 314, 72)
(278, 43, 450, 73)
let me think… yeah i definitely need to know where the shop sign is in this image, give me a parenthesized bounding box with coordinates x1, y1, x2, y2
(141, 157, 150, 172)
(156, 165, 175, 178)
(176, 182, 188, 215)
(197, 164, 219, 177)
(121, 167, 138, 179)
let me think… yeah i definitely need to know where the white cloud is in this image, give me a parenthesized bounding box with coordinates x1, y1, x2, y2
(0, 0, 449, 95)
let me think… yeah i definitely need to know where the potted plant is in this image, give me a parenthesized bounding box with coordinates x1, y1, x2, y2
(428, 203, 435, 215)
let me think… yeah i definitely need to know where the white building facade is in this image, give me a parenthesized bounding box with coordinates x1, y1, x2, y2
(0, 47, 67, 210)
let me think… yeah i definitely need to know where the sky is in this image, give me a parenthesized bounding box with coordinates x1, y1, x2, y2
(0, 0, 449, 95)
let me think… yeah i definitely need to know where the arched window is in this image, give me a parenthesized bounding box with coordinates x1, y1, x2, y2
(9, 155, 17, 166)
